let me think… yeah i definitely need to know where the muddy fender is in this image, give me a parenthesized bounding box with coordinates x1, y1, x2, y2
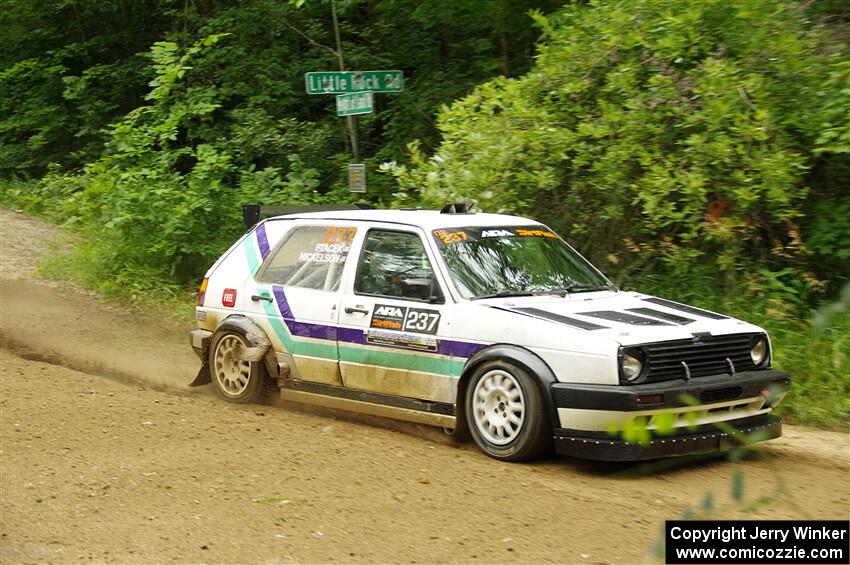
(190, 316, 272, 387)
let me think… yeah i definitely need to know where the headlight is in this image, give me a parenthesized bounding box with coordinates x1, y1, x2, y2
(750, 336, 769, 367)
(621, 351, 643, 382)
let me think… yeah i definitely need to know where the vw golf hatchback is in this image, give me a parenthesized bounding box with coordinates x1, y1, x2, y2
(190, 204, 788, 461)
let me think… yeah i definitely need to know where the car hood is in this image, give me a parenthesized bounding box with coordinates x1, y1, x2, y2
(487, 290, 764, 346)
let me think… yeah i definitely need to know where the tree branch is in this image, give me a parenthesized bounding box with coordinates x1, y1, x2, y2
(281, 18, 340, 63)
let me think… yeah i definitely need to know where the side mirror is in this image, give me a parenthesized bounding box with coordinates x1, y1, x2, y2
(401, 278, 442, 303)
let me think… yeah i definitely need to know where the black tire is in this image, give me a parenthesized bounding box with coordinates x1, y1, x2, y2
(208, 329, 266, 404)
(464, 360, 551, 462)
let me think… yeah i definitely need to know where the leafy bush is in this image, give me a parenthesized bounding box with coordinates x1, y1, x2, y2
(384, 0, 850, 299)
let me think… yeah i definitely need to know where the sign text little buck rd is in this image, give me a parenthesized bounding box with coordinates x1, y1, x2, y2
(305, 70, 404, 94)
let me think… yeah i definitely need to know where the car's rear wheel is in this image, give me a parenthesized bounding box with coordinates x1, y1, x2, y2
(465, 360, 551, 462)
(209, 331, 265, 403)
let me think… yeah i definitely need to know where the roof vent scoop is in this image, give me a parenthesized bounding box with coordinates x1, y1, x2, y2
(440, 201, 475, 214)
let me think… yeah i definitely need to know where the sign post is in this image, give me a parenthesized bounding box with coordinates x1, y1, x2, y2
(348, 164, 366, 193)
(306, 69, 404, 193)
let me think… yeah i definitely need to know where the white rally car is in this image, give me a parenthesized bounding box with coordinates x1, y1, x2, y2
(189, 204, 788, 461)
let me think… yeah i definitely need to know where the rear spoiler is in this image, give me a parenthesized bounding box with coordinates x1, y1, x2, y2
(242, 203, 373, 230)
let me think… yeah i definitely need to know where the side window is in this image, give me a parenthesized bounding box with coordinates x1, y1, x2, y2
(354, 230, 443, 302)
(257, 225, 356, 291)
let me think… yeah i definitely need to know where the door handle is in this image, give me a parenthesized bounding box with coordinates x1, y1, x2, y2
(251, 294, 273, 303)
(344, 306, 370, 315)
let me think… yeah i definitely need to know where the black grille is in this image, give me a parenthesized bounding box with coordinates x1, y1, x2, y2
(700, 387, 743, 403)
(641, 333, 759, 383)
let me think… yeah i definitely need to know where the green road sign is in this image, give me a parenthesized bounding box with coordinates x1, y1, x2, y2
(336, 92, 373, 116)
(305, 70, 403, 94)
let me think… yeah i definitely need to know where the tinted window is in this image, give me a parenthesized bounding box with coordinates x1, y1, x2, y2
(354, 230, 443, 302)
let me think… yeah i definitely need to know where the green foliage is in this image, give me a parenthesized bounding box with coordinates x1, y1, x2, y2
(22, 35, 336, 287)
(386, 0, 850, 297)
(1, 0, 560, 190)
(731, 470, 744, 502)
(0, 1, 175, 176)
(0, 57, 70, 176)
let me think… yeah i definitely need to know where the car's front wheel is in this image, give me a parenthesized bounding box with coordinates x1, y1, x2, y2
(465, 360, 551, 462)
(209, 331, 265, 403)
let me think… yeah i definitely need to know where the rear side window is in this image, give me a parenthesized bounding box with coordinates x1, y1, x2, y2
(257, 225, 356, 291)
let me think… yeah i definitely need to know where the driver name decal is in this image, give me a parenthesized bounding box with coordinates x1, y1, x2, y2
(297, 226, 357, 263)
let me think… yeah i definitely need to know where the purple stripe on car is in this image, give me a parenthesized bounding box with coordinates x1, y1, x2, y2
(291, 320, 337, 341)
(338, 326, 484, 358)
(337, 326, 368, 346)
(271, 285, 336, 339)
(270, 285, 485, 360)
(443, 340, 484, 358)
(271, 285, 295, 320)
(255, 223, 271, 259)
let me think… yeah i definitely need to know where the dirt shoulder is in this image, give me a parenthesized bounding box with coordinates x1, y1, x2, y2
(1, 208, 848, 564)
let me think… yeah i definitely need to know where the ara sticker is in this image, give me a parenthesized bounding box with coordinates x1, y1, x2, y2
(370, 304, 441, 335)
(480, 229, 515, 238)
(222, 288, 237, 308)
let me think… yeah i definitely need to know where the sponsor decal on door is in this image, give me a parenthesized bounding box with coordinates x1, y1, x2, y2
(370, 304, 441, 335)
(365, 329, 438, 352)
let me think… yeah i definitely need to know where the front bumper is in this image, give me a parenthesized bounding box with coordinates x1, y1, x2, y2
(550, 369, 788, 461)
(554, 414, 782, 461)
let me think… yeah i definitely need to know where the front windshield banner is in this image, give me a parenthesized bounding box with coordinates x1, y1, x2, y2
(432, 226, 559, 246)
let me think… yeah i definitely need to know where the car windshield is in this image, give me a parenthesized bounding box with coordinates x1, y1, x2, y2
(432, 225, 612, 299)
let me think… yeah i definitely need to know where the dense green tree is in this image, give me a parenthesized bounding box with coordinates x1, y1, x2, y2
(0, 0, 560, 194)
(0, 1, 175, 176)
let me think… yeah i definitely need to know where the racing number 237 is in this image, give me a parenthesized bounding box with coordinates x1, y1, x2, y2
(404, 309, 440, 334)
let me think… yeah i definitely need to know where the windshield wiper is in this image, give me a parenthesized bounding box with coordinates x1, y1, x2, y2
(541, 282, 619, 296)
(471, 290, 537, 300)
(472, 283, 617, 300)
